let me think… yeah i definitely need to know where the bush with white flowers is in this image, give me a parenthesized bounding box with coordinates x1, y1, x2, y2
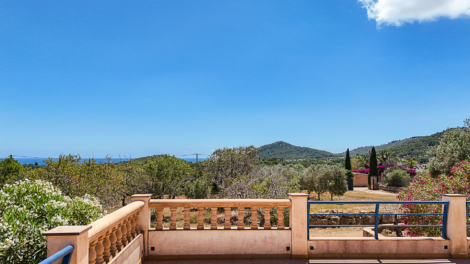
(0, 179, 104, 263)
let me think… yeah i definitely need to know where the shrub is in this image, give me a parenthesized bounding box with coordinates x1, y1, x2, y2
(384, 170, 410, 187)
(397, 160, 470, 237)
(0, 179, 104, 264)
(184, 177, 212, 199)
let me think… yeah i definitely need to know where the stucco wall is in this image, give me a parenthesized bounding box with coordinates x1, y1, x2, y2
(353, 173, 368, 187)
(109, 234, 143, 264)
(148, 230, 291, 259)
(308, 237, 450, 258)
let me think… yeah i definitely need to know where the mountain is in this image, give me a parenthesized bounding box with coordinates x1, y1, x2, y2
(348, 130, 449, 163)
(349, 137, 424, 156)
(258, 141, 341, 161)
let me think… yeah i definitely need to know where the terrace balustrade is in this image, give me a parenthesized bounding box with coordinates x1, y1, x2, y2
(42, 193, 470, 264)
(148, 199, 291, 230)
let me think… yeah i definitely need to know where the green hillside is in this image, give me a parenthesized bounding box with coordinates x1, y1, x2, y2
(348, 130, 448, 163)
(258, 141, 340, 161)
(349, 137, 423, 156)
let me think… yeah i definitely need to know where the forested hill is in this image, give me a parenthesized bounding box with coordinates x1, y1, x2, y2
(348, 129, 449, 163)
(386, 130, 447, 162)
(349, 137, 424, 156)
(258, 141, 340, 161)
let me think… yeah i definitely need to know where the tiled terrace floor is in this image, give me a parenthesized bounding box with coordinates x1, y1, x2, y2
(144, 259, 470, 264)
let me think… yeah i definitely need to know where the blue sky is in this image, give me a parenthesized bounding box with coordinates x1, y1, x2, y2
(1, 0, 469, 158)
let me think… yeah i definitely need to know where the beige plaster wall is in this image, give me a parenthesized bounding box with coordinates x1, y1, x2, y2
(308, 237, 450, 258)
(109, 234, 143, 264)
(353, 173, 368, 187)
(148, 230, 291, 258)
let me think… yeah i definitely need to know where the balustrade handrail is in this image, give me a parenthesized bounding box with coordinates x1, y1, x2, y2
(88, 201, 144, 239)
(150, 198, 291, 231)
(38, 245, 74, 264)
(148, 198, 291, 208)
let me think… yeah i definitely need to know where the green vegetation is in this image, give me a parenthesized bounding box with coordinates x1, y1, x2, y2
(349, 137, 424, 156)
(0, 179, 103, 263)
(258, 141, 341, 161)
(384, 170, 410, 187)
(0, 157, 24, 187)
(299, 164, 348, 200)
(427, 120, 470, 176)
(368, 147, 378, 186)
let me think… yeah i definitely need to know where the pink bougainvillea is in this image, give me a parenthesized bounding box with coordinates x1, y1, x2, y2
(397, 160, 470, 237)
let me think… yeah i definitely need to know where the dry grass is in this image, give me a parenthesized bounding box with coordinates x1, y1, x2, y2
(309, 190, 398, 213)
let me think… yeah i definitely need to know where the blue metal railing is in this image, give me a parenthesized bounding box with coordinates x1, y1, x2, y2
(38, 245, 74, 264)
(308, 201, 449, 240)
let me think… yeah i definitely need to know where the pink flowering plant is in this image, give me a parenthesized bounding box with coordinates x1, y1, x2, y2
(397, 160, 470, 237)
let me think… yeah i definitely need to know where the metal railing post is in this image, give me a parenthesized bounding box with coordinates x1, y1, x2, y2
(374, 203, 380, 240)
(442, 203, 449, 239)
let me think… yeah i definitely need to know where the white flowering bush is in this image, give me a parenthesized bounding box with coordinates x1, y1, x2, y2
(0, 179, 104, 264)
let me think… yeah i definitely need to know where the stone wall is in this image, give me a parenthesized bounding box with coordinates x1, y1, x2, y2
(378, 183, 401, 193)
(309, 209, 399, 226)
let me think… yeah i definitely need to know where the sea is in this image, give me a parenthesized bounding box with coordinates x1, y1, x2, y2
(11, 157, 206, 165)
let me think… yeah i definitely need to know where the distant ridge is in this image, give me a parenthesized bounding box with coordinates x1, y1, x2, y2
(348, 136, 423, 156)
(258, 129, 449, 163)
(258, 141, 340, 161)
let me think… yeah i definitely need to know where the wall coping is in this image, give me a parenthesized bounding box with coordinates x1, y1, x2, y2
(288, 193, 309, 197)
(309, 237, 447, 241)
(442, 194, 468, 197)
(43, 225, 92, 236)
(131, 194, 152, 198)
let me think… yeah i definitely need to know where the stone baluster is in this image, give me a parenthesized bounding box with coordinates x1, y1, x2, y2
(184, 207, 191, 230)
(126, 218, 133, 242)
(278, 207, 284, 229)
(170, 207, 177, 230)
(130, 215, 136, 239)
(121, 220, 128, 247)
(224, 207, 231, 230)
(89, 240, 97, 264)
(264, 207, 271, 229)
(211, 207, 218, 230)
(156, 209, 163, 230)
(238, 207, 245, 230)
(197, 207, 204, 230)
(95, 236, 105, 264)
(251, 207, 258, 230)
(134, 212, 140, 235)
(110, 227, 118, 257)
(115, 224, 123, 251)
(103, 231, 111, 263)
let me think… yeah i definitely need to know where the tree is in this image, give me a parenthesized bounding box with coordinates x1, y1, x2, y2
(143, 155, 192, 199)
(345, 149, 353, 190)
(326, 165, 348, 200)
(378, 149, 395, 165)
(0, 157, 24, 187)
(368, 147, 378, 187)
(299, 165, 329, 200)
(404, 156, 417, 169)
(205, 146, 259, 191)
(427, 119, 470, 176)
(345, 149, 351, 171)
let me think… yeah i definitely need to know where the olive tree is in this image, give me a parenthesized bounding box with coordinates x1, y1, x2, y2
(142, 155, 192, 199)
(428, 119, 470, 176)
(205, 146, 259, 191)
(299, 165, 329, 200)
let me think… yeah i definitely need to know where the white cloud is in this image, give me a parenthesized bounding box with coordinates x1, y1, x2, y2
(358, 0, 470, 26)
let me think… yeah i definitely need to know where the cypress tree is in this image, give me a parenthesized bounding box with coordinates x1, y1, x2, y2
(368, 147, 378, 187)
(345, 148, 354, 190)
(345, 149, 351, 171)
